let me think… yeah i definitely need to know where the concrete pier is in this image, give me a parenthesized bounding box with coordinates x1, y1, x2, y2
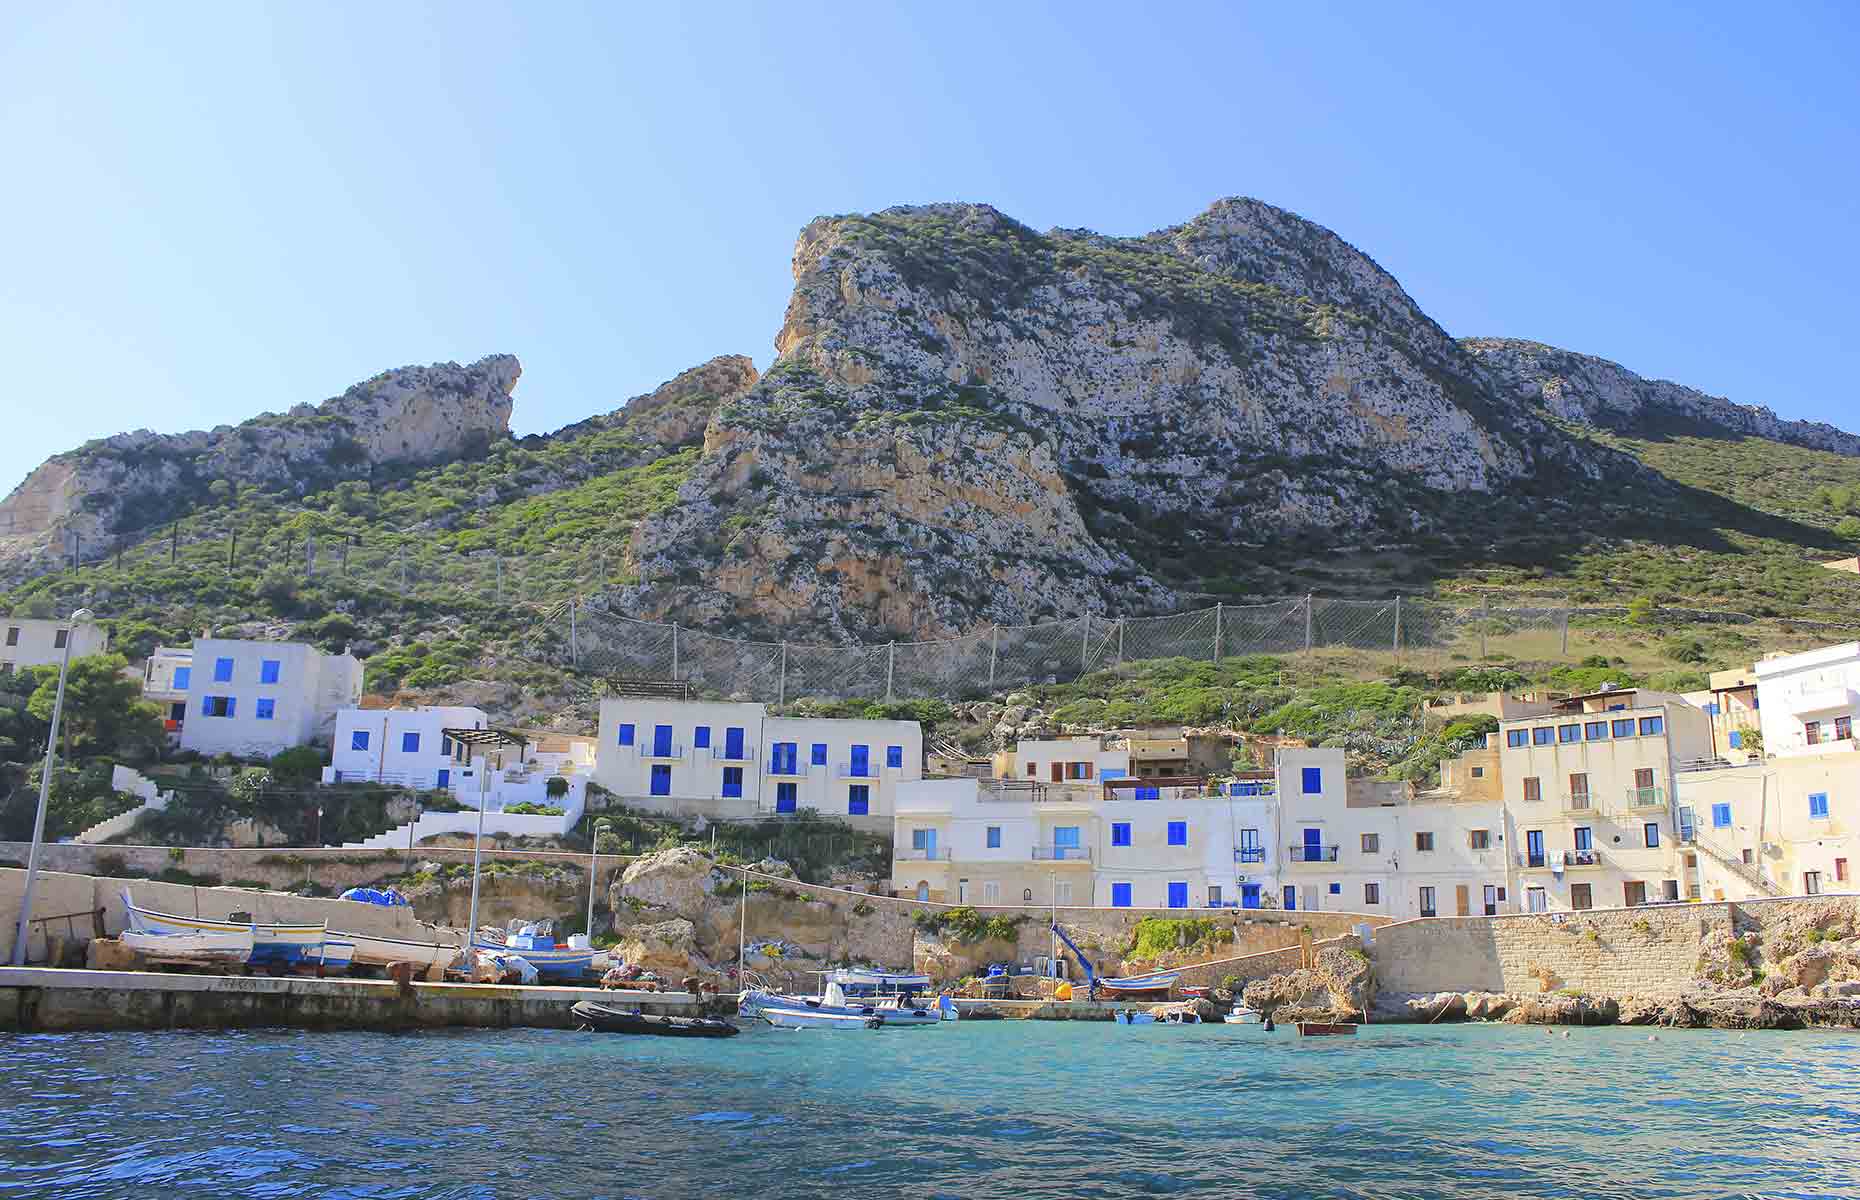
(0, 967, 707, 1033)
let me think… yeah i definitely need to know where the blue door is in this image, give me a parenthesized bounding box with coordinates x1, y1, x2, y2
(1283, 885, 1297, 911)
(1111, 882, 1132, 907)
(1526, 829, 1545, 868)
(850, 744, 869, 777)
(776, 782, 797, 813)
(725, 727, 744, 760)
(1241, 883, 1261, 909)
(1167, 882, 1188, 909)
(436, 769, 449, 789)
(1303, 828, 1322, 862)
(650, 764, 671, 797)
(653, 724, 672, 756)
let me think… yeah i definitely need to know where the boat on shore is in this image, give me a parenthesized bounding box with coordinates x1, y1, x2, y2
(1100, 970, 1181, 996)
(340, 930, 461, 969)
(306, 939, 356, 970)
(1223, 1007, 1263, 1024)
(572, 1000, 737, 1038)
(122, 891, 328, 965)
(120, 927, 254, 965)
(471, 934, 600, 981)
(1296, 1021, 1358, 1036)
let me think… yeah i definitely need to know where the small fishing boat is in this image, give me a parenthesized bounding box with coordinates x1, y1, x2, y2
(1100, 970, 1181, 995)
(1296, 1021, 1358, 1036)
(743, 969, 950, 1027)
(120, 927, 254, 965)
(1223, 1007, 1263, 1025)
(739, 990, 882, 1029)
(572, 1000, 738, 1038)
(472, 933, 599, 981)
(122, 890, 328, 965)
(340, 930, 461, 969)
(305, 939, 356, 970)
(1112, 1010, 1156, 1026)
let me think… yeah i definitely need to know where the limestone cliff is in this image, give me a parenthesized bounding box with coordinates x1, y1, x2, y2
(1464, 337, 1860, 455)
(0, 354, 521, 577)
(623, 199, 1614, 639)
(541, 354, 757, 449)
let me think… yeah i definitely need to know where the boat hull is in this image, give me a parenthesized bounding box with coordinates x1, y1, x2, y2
(341, 931, 460, 968)
(123, 894, 326, 965)
(759, 1008, 882, 1030)
(573, 1001, 737, 1038)
(120, 928, 254, 964)
(1296, 1022, 1359, 1036)
(472, 939, 598, 979)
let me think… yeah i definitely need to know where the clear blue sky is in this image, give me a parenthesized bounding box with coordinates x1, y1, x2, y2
(4, 2, 1856, 493)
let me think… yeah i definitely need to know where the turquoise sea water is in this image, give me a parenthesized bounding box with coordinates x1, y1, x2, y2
(3, 1021, 1858, 1198)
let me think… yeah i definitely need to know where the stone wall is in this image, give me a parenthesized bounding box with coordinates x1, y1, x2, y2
(1370, 897, 1859, 997)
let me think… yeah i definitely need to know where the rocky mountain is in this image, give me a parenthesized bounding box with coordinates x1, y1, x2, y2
(1464, 338, 1860, 456)
(0, 354, 522, 579)
(538, 354, 757, 449)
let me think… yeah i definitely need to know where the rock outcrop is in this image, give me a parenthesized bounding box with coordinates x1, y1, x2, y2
(543, 354, 758, 449)
(0, 355, 521, 579)
(1465, 337, 1860, 456)
(1240, 938, 1371, 1021)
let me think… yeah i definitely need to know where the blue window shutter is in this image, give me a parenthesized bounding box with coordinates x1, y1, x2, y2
(225, 697, 235, 718)
(255, 699, 274, 720)
(811, 742, 827, 766)
(1167, 821, 1187, 846)
(1729, 730, 1742, 748)
(886, 745, 903, 769)
(1112, 823, 1130, 846)
(402, 731, 420, 753)
(1111, 883, 1131, 908)
(651, 764, 672, 797)
(618, 723, 634, 746)
(722, 767, 743, 798)
(173, 666, 190, 690)
(352, 730, 369, 751)
(1329, 883, 1341, 895)
(1712, 804, 1731, 828)
(694, 726, 711, 749)
(1810, 793, 1829, 818)
(213, 657, 234, 682)
(986, 825, 1001, 848)
(260, 659, 280, 684)
(1167, 882, 1188, 909)
(1302, 766, 1322, 794)
(848, 786, 869, 816)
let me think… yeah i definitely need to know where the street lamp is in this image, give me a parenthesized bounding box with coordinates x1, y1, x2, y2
(586, 818, 612, 937)
(12, 607, 94, 966)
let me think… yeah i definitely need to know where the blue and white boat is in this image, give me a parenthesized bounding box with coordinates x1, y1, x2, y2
(305, 939, 356, 970)
(472, 933, 599, 981)
(740, 969, 954, 1028)
(1100, 970, 1180, 995)
(122, 890, 328, 966)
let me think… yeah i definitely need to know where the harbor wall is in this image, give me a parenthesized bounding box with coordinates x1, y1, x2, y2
(1369, 896, 1858, 996)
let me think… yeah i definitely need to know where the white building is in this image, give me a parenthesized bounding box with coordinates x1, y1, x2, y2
(1, 615, 108, 676)
(594, 698, 921, 827)
(1754, 642, 1860, 758)
(174, 638, 363, 758)
(141, 644, 194, 738)
(325, 706, 490, 790)
(995, 735, 1131, 784)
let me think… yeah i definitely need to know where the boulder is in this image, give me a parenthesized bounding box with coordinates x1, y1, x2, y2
(613, 918, 704, 979)
(85, 937, 139, 972)
(614, 847, 723, 915)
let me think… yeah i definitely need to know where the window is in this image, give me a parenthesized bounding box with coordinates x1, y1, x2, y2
(1208, 885, 1223, 908)
(255, 698, 275, 721)
(1531, 727, 1553, 746)
(1558, 724, 1580, 744)
(722, 766, 743, 798)
(1527, 887, 1548, 913)
(1506, 729, 1529, 748)
(351, 730, 370, 751)
(1712, 803, 1732, 828)
(886, 745, 903, 769)
(1806, 720, 1822, 746)
(1418, 886, 1437, 917)
(1415, 832, 1435, 852)
(1327, 882, 1341, 896)
(1523, 777, 1542, 804)
(1026, 763, 1038, 777)
(1238, 828, 1261, 861)
(1639, 716, 1664, 736)
(402, 732, 420, 754)
(172, 665, 191, 690)
(259, 659, 280, 684)
(1468, 829, 1491, 850)
(1361, 833, 1379, 853)
(986, 825, 1002, 849)
(202, 695, 234, 717)
(1809, 792, 1830, 819)
(1573, 826, 1592, 851)
(1111, 822, 1131, 847)
(1836, 858, 1849, 882)
(1471, 766, 1484, 778)
(1301, 766, 1323, 794)
(1167, 882, 1189, 909)
(1644, 822, 1660, 848)
(771, 742, 798, 774)
(213, 656, 234, 682)
(811, 742, 827, 766)
(653, 765, 673, 798)
(1612, 719, 1635, 738)
(847, 785, 869, 816)
(1742, 848, 1754, 865)
(1584, 721, 1608, 741)
(617, 723, 635, 747)
(850, 745, 870, 776)
(1569, 772, 1590, 802)
(1053, 826, 1081, 850)
(2, 627, 14, 645)
(1055, 881, 1073, 905)
(1167, 821, 1187, 847)
(1363, 882, 1380, 906)
(724, 728, 746, 759)
(1111, 882, 1132, 908)
(53, 629, 67, 649)
(1804, 871, 1823, 896)
(982, 881, 1000, 904)
(693, 726, 711, 749)
(1570, 883, 1593, 911)
(1838, 716, 1854, 741)
(1134, 785, 1160, 801)
(911, 829, 932, 850)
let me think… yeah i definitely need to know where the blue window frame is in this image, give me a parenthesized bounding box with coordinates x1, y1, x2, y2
(986, 825, 1001, 848)
(1053, 826, 1081, 848)
(811, 742, 827, 766)
(213, 656, 234, 683)
(1329, 882, 1341, 895)
(724, 727, 745, 760)
(254, 698, 275, 721)
(1585, 721, 1608, 741)
(1167, 821, 1187, 846)
(202, 695, 234, 717)
(1574, 826, 1592, 850)
(1506, 729, 1529, 748)
(775, 781, 797, 812)
(259, 659, 280, 684)
(771, 742, 798, 774)
(1111, 883, 1132, 908)
(849, 744, 870, 777)
(1166, 882, 1188, 909)
(352, 730, 370, 751)
(1531, 727, 1553, 746)
(1644, 823, 1660, 848)
(886, 745, 903, 769)
(1704, 702, 1719, 716)
(1712, 803, 1732, 828)
(1111, 822, 1131, 847)
(402, 731, 420, 753)
(693, 725, 711, 749)
(437, 769, 449, 789)
(1283, 886, 1297, 911)
(651, 764, 672, 797)
(172, 666, 191, 690)
(1809, 792, 1829, 819)
(1612, 719, 1636, 738)
(653, 725, 673, 757)
(722, 766, 743, 798)
(1135, 785, 1160, 801)
(617, 723, 635, 747)
(441, 735, 453, 757)
(911, 828, 933, 851)
(1558, 724, 1581, 744)
(1729, 730, 1743, 748)
(1639, 716, 1665, 736)
(848, 785, 869, 816)
(1301, 766, 1322, 794)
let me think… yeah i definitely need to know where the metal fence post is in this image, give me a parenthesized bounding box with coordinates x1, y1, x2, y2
(778, 641, 788, 706)
(1303, 594, 1313, 655)
(305, 532, 316, 579)
(1560, 604, 1570, 656)
(1393, 594, 1402, 656)
(672, 623, 680, 679)
(1214, 601, 1223, 662)
(495, 553, 503, 604)
(569, 596, 579, 669)
(227, 531, 236, 572)
(886, 642, 896, 702)
(1480, 594, 1490, 662)
(1116, 618, 1125, 666)
(988, 625, 999, 691)
(1081, 612, 1092, 674)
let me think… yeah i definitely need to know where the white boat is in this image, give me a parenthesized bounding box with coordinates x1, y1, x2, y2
(123, 890, 327, 965)
(1101, 970, 1181, 994)
(473, 936, 599, 980)
(750, 1003, 882, 1030)
(120, 927, 254, 965)
(306, 939, 356, 970)
(339, 929, 461, 968)
(1113, 1010, 1157, 1026)
(1223, 1007, 1263, 1024)
(746, 969, 949, 1028)
(1113, 1008, 1201, 1026)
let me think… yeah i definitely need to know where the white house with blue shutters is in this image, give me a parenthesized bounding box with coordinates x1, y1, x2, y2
(324, 706, 489, 790)
(594, 698, 921, 827)
(173, 638, 363, 758)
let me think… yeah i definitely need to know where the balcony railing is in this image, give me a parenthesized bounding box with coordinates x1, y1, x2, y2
(896, 848, 952, 862)
(1235, 847, 1266, 863)
(1516, 849, 1603, 869)
(765, 759, 807, 777)
(837, 764, 876, 779)
(1032, 846, 1092, 862)
(640, 744, 686, 760)
(1566, 848, 1603, 868)
(1624, 786, 1667, 811)
(1562, 792, 1594, 814)
(1287, 845, 1340, 863)
(709, 745, 757, 763)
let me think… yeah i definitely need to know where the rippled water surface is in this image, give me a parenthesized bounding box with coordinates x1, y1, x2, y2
(3, 1021, 1858, 1198)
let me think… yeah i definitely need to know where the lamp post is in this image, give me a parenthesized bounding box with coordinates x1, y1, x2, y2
(12, 607, 93, 966)
(586, 818, 612, 937)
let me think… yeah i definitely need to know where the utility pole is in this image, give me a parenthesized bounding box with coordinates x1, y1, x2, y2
(1116, 618, 1125, 666)
(1559, 602, 1570, 656)
(1080, 611, 1092, 673)
(1479, 593, 1490, 662)
(569, 596, 579, 669)
(227, 531, 236, 572)
(777, 642, 788, 707)
(305, 532, 316, 579)
(1393, 594, 1402, 657)
(671, 623, 680, 680)
(885, 642, 897, 702)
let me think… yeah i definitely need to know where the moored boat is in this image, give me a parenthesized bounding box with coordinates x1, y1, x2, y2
(120, 927, 254, 965)
(472, 934, 599, 981)
(739, 989, 883, 1029)
(572, 1000, 738, 1038)
(743, 968, 949, 1027)
(1223, 1007, 1263, 1024)
(1296, 1021, 1358, 1036)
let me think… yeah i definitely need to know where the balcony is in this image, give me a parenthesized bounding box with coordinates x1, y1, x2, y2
(1623, 786, 1667, 813)
(837, 764, 877, 779)
(1287, 845, 1340, 863)
(1032, 846, 1092, 863)
(765, 759, 808, 777)
(639, 744, 686, 761)
(896, 848, 952, 862)
(1566, 848, 1604, 869)
(1562, 793, 1595, 816)
(1235, 847, 1266, 864)
(708, 745, 757, 763)
(1516, 849, 1603, 869)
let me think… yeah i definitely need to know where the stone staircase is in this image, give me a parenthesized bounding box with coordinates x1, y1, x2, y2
(1685, 831, 1785, 897)
(74, 766, 171, 843)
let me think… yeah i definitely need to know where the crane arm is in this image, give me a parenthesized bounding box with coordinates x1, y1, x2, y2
(1049, 921, 1097, 991)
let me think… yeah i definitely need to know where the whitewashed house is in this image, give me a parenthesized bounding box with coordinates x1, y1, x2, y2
(174, 638, 363, 758)
(1753, 642, 1860, 758)
(1, 615, 108, 676)
(141, 644, 194, 739)
(325, 706, 489, 789)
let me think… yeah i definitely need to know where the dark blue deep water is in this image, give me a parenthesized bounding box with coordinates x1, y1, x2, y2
(2, 1021, 1858, 1198)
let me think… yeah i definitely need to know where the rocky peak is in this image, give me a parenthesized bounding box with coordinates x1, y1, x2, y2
(545, 354, 758, 449)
